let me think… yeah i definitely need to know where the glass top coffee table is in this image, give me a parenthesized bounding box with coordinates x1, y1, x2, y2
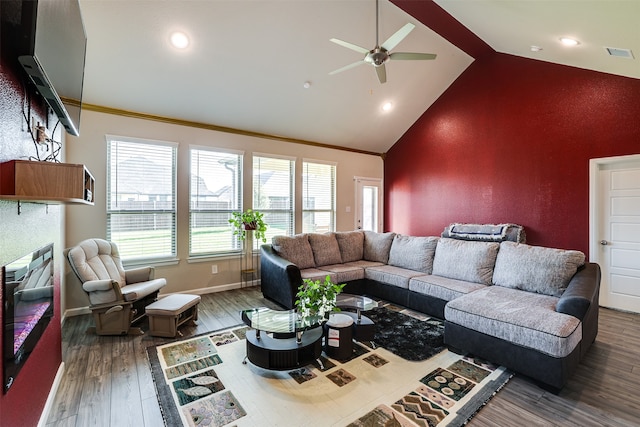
(336, 293, 378, 344)
(336, 293, 377, 320)
(240, 307, 324, 370)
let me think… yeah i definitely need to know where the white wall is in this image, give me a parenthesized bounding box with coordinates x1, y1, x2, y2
(63, 110, 383, 311)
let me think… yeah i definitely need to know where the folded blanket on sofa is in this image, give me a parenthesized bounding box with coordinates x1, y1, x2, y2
(442, 223, 526, 243)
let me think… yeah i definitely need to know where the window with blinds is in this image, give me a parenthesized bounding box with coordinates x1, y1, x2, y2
(302, 160, 336, 233)
(253, 155, 295, 240)
(106, 136, 177, 262)
(189, 147, 243, 256)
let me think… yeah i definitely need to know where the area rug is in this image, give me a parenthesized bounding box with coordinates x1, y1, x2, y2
(147, 305, 512, 427)
(364, 305, 445, 361)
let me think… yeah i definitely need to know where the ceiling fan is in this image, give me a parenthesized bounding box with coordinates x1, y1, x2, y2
(329, 0, 437, 84)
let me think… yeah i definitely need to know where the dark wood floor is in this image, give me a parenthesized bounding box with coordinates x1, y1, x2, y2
(45, 287, 640, 427)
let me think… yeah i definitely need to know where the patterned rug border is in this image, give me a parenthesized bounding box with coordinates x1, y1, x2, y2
(147, 310, 512, 427)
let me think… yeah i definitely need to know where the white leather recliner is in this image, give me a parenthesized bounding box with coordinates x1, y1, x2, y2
(66, 238, 167, 335)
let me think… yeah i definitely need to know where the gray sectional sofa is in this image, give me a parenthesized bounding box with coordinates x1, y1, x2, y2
(260, 228, 600, 391)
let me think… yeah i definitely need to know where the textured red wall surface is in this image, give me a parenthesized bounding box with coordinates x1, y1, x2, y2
(1, 24, 63, 427)
(385, 53, 640, 255)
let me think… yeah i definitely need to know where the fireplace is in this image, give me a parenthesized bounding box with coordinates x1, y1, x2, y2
(2, 243, 54, 393)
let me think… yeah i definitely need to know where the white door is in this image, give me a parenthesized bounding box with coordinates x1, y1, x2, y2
(355, 177, 382, 232)
(590, 155, 640, 313)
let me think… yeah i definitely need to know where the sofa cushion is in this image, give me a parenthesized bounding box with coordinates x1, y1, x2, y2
(342, 260, 385, 269)
(335, 231, 364, 263)
(388, 235, 439, 274)
(493, 242, 586, 297)
(308, 233, 342, 267)
(445, 286, 582, 358)
(365, 265, 424, 289)
(363, 231, 396, 263)
(317, 264, 365, 283)
(409, 274, 486, 302)
(300, 268, 337, 283)
(432, 238, 500, 285)
(272, 234, 315, 269)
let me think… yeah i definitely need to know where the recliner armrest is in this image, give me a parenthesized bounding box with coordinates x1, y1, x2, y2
(82, 279, 118, 293)
(556, 263, 601, 320)
(125, 266, 154, 284)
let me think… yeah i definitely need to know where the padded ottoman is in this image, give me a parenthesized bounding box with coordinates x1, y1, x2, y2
(145, 294, 201, 337)
(324, 313, 354, 360)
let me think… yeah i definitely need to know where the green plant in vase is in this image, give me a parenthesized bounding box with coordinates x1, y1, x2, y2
(229, 209, 268, 243)
(295, 275, 346, 323)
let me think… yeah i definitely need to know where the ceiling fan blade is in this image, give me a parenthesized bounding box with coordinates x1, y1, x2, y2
(329, 60, 366, 75)
(381, 23, 415, 51)
(330, 38, 370, 55)
(390, 52, 437, 61)
(375, 64, 387, 84)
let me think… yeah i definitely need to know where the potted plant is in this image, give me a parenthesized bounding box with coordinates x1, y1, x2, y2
(295, 275, 346, 321)
(229, 209, 268, 243)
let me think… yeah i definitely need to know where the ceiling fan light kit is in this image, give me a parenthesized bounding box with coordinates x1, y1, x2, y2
(329, 0, 436, 84)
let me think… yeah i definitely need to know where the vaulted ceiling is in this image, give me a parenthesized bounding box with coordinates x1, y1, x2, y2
(78, 0, 639, 154)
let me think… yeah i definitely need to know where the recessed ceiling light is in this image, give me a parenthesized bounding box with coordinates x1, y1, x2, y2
(530, 45, 543, 52)
(303, 81, 311, 89)
(560, 37, 579, 47)
(170, 32, 190, 49)
(382, 102, 393, 112)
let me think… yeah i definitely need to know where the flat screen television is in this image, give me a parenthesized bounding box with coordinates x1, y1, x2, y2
(17, 0, 87, 136)
(2, 243, 54, 394)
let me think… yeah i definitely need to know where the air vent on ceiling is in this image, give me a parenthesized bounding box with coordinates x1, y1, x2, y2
(605, 47, 634, 59)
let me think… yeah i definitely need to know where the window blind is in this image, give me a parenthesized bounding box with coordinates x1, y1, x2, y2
(253, 155, 295, 239)
(302, 161, 336, 233)
(189, 147, 243, 256)
(106, 136, 177, 261)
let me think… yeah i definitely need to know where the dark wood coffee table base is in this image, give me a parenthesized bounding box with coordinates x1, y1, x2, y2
(243, 328, 323, 370)
(340, 311, 376, 342)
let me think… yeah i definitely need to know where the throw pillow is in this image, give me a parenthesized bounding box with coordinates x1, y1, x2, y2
(335, 231, 364, 263)
(271, 234, 316, 269)
(388, 235, 439, 274)
(492, 241, 586, 297)
(432, 238, 500, 285)
(363, 231, 396, 263)
(308, 233, 342, 267)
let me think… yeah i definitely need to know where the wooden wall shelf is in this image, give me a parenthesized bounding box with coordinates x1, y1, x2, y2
(0, 160, 94, 205)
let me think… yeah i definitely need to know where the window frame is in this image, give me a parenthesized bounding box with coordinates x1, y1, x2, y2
(253, 153, 296, 240)
(302, 159, 337, 234)
(106, 135, 178, 264)
(188, 145, 244, 258)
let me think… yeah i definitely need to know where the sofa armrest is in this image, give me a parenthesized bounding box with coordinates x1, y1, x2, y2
(260, 244, 303, 309)
(556, 262, 601, 320)
(125, 266, 154, 284)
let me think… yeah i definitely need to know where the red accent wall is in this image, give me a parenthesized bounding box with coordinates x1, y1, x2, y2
(385, 53, 640, 255)
(1, 11, 63, 425)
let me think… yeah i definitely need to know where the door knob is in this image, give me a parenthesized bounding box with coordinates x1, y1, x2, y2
(600, 240, 608, 246)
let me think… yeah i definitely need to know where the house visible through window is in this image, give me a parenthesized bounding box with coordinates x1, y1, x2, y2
(303, 160, 336, 233)
(106, 136, 177, 262)
(190, 147, 243, 256)
(253, 155, 295, 240)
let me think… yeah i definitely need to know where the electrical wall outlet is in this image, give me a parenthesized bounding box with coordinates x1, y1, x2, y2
(211, 264, 218, 274)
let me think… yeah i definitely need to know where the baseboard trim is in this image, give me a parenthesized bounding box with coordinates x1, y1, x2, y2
(38, 362, 65, 427)
(62, 282, 261, 318)
(168, 281, 259, 296)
